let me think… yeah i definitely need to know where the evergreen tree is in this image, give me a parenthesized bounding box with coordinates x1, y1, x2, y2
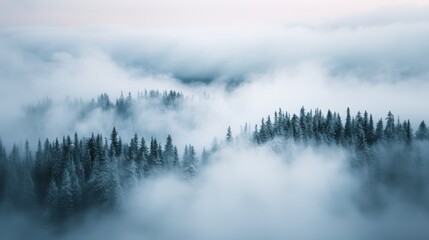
(46, 179, 59, 220)
(299, 107, 308, 143)
(182, 145, 189, 168)
(163, 135, 175, 169)
(384, 111, 395, 142)
(109, 127, 121, 157)
(157, 145, 164, 167)
(0, 139, 6, 202)
(344, 108, 353, 146)
(374, 119, 384, 143)
(124, 135, 139, 188)
(416, 121, 429, 140)
(324, 110, 335, 144)
(201, 148, 209, 165)
(291, 114, 302, 143)
(404, 120, 412, 145)
(226, 126, 233, 143)
(138, 137, 148, 177)
(334, 115, 344, 145)
(59, 169, 74, 218)
(366, 114, 375, 145)
(148, 138, 158, 168)
(86, 137, 122, 210)
(253, 124, 260, 144)
(265, 116, 273, 140)
(173, 146, 179, 168)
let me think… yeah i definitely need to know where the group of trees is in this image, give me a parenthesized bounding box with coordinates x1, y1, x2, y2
(0, 128, 196, 221)
(25, 90, 185, 121)
(249, 107, 428, 150)
(237, 107, 429, 191)
(2, 104, 429, 222)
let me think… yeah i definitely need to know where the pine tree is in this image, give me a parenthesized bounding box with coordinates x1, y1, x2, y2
(334, 115, 344, 145)
(183, 145, 189, 168)
(416, 121, 429, 140)
(21, 140, 36, 210)
(201, 148, 209, 165)
(163, 135, 175, 169)
(157, 145, 164, 167)
(353, 121, 370, 168)
(46, 179, 59, 220)
(366, 114, 375, 145)
(124, 135, 139, 188)
(226, 126, 233, 143)
(405, 120, 412, 145)
(265, 116, 273, 140)
(324, 110, 335, 144)
(173, 146, 179, 168)
(0, 139, 6, 202)
(291, 114, 302, 143)
(259, 119, 267, 143)
(384, 111, 395, 142)
(253, 124, 260, 144)
(148, 138, 158, 168)
(374, 119, 384, 143)
(344, 108, 353, 145)
(109, 127, 121, 157)
(300, 107, 308, 143)
(59, 169, 74, 218)
(87, 138, 122, 210)
(138, 137, 148, 177)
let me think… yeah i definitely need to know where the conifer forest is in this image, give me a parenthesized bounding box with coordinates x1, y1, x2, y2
(2, 2, 429, 239)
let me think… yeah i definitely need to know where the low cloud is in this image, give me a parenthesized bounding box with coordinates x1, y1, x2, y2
(1, 18, 429, 149)
(2, 143, 429, 240)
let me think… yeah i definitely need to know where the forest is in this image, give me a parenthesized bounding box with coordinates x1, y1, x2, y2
(1, 92, 429, 225)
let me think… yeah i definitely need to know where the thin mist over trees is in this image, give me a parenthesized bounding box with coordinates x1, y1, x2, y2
(1, 95, 429, 224)
(25, 90, 185, 121)
(0, 128, 196, 223)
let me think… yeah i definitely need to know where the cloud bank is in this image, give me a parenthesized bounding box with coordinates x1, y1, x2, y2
(2, 143, 429, 240)
(1, 4, 429, 240)
(1, 11, 429, 148)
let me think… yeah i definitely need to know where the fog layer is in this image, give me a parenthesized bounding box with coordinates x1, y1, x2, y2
(2, 143, 429, 240)
(1, 19, 429, 148)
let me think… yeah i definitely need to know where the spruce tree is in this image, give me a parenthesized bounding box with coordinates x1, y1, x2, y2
(226, 126, 233, 143)
(163, 135, 175, 169)
(384, 111, 395, 142)
(375, 119, 384, 143)
(344, 108, 353, 145)
(416, 121, 429, 140)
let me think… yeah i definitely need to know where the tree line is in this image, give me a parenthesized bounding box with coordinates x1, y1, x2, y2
(25, 90, 185, 121)
(235, 107, 429, 194)
(0, 128, 197, 222)
(1, 106, 429, 222)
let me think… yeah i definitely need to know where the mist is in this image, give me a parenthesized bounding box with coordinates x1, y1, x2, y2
(2, 20, 429, 148)
(2, 142, 429, 240)
(1, 3, 429, 240)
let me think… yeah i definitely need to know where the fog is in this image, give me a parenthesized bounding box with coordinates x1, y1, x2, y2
(1, 19, 429, 149)
(1, 5, 429, 239)
(2, 143, 429, 240)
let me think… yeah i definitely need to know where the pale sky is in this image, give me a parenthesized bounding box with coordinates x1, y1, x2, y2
(1, 0, 428, 27)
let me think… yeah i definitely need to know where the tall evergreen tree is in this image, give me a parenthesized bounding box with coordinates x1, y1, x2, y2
(366, 114, 375, 145)
(173, 146, 179, 168)
(0, 139, 6, 202)
(163, 135, 175, 169)
(374, 119, 384, 143)
(226, 126, 233, 143)
(384, 111, 395, 142)
(344, 107, 353, 145)
(334, 115, 344, 145)
(416, 121, 429, 140)
(109, 127, 121, 157)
